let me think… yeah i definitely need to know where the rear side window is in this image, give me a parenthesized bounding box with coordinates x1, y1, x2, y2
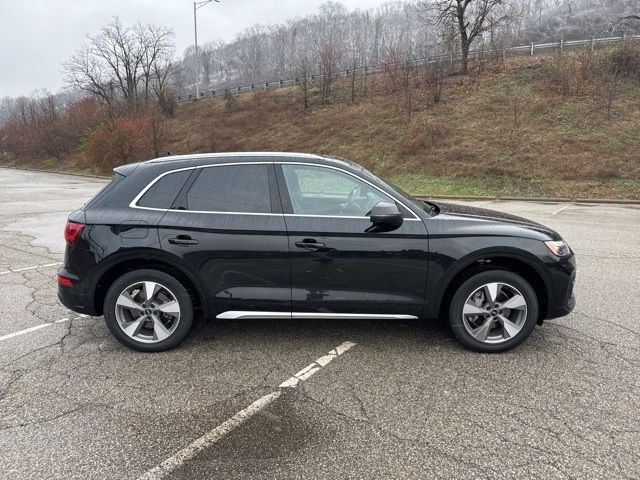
(186, 164, 271, 213)
(137, 170, 191, 209)
(84, 173, 125, 209)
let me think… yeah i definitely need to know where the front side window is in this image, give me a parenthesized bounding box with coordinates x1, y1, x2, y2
(186, 164, 271, 213)
(281, 164, 394, 217)
(137, 170, 191, 209)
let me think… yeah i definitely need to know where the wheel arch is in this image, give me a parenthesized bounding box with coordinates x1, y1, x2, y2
(89, 250, 208, 318)
(431, 248, 551, 324)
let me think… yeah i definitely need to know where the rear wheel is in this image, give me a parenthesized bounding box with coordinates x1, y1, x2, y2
(449, 270, 538, 352)
(104, 269, 194, 352)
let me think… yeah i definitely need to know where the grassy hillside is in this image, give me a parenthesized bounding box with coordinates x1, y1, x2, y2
(160, 55, 640, 199)
(4, 49, 640, 199)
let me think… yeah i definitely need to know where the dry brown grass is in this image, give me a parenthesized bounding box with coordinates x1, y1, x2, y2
(161, 57, 640, 191)
(52, 50, 637, 198)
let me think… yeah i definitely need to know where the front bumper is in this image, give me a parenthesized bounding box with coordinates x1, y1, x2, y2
(545, 261, 576, 320)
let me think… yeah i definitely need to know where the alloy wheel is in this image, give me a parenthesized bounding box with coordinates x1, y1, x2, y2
(462, 282, 528, 344)
(114, 281, 181, 344)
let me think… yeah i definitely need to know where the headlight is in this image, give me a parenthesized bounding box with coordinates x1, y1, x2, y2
(544, 240, 571, 257)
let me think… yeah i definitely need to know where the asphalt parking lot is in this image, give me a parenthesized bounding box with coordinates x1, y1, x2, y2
(0, 167, 638, 480)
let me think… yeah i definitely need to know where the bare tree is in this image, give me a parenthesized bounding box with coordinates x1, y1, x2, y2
(422, 0, 514, 74)
(318, 43, 342, 105)
(152, 58, 178, 116)
(507, 83, 529, 135)
(64, 17, 176, 111)
(347, 20, 367, 103)
(423, 55, 448, 103)
(199, 44, 215, 87)
(148, 107, 166, 157)
(382, 48, 405, 95)
(93, 18, 143, 103)
(223, 90, 236, 113)
(139, 24, 175, 104)
(294, 53, 312, 109)
(64, 45, 118, 107)
(594, 61, 625, 120)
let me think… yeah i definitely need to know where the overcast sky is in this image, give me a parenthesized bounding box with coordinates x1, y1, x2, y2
(0, 0, 394, 98)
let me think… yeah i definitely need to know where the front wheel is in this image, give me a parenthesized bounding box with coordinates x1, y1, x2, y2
(104, 269, 194, 352)
(449, 270, 539, 353)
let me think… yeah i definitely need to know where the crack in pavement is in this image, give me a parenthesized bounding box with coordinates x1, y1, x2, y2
(572, 310, 640, 336)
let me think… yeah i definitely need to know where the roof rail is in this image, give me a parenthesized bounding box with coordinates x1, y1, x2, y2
(145, 152, 326, 164)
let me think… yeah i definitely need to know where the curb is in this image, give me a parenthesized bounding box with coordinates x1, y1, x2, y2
(0, 165, 110, 180)
(419, 194, 640, 205)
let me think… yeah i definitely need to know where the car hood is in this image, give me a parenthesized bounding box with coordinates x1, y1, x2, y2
(431, 201, 562, 241)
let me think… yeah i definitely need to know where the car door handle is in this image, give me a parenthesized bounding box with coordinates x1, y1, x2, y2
(168, 235, 199, 246)
(295, 239, 326, 251)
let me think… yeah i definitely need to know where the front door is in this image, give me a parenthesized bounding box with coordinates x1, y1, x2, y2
(276, 163, 428, 318)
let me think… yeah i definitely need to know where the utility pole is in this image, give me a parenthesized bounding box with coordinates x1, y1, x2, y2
(193, 0, 219, 99)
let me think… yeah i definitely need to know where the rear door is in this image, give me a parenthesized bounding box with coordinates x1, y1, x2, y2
(157, 161, 291, 318)
(276, 162, 428, 318)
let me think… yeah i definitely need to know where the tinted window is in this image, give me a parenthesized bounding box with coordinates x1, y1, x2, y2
(138, 170, 191, 209)
(85, 172, 125, 208)
(281, 164, 393, 217)
(186, 164, 271, 213)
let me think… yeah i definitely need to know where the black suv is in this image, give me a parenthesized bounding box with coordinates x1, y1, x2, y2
(58, 153, 576, 352)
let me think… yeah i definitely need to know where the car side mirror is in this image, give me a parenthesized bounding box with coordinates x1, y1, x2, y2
(369, 201, 403, 228)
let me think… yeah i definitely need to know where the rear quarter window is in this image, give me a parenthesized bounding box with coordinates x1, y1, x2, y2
(84, 173, 125, 209)
(137, 170, 192, 209)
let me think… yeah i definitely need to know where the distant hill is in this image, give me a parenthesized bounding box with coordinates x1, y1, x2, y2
(3, 47, 639, 200)
(160, 53, 640, 200)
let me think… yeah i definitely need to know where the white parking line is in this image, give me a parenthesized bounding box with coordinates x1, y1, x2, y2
(0, 323, 52, 341)
(137, 391, 282, 480)
(279, 341, 356, 388)
(137, 341, 357, 480)
(0, 316, 72, 342)
(552, 204, 571, 215)
(0, 261, 62, 276)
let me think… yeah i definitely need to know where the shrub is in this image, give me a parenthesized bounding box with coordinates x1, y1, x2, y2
(400, 116, 450, 155)
(606, 41, 640, 82)
(84, 116, 153, 170)
(543, 50, 594, 95)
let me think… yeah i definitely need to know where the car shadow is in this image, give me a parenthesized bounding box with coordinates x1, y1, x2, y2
(182, 314, 457, 351)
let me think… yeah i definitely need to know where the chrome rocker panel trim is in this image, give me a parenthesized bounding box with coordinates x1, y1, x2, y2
(216, 311, 418, 320)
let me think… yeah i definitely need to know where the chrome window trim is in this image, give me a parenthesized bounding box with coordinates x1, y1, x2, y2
(283, 213, 414, 220)
(129, 161, 272, 212)
(130, 160, 421, 221)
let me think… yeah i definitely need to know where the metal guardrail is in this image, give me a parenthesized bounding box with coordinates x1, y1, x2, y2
(177, 34, 640, 102)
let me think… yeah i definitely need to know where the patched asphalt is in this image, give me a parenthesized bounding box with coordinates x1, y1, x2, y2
(0, 167, 638, 479)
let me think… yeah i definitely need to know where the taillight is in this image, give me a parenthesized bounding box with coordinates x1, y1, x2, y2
(64, 221, 85, 246)
(58, 275, 73, 287)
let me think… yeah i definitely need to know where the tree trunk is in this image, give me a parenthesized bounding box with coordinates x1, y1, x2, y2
(460, 40, 470, 75)
(351, 69, 356, 103)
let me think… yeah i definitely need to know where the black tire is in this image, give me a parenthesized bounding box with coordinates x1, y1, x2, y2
(449, 270, 539, 353)
(103, 269, 194, 352)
